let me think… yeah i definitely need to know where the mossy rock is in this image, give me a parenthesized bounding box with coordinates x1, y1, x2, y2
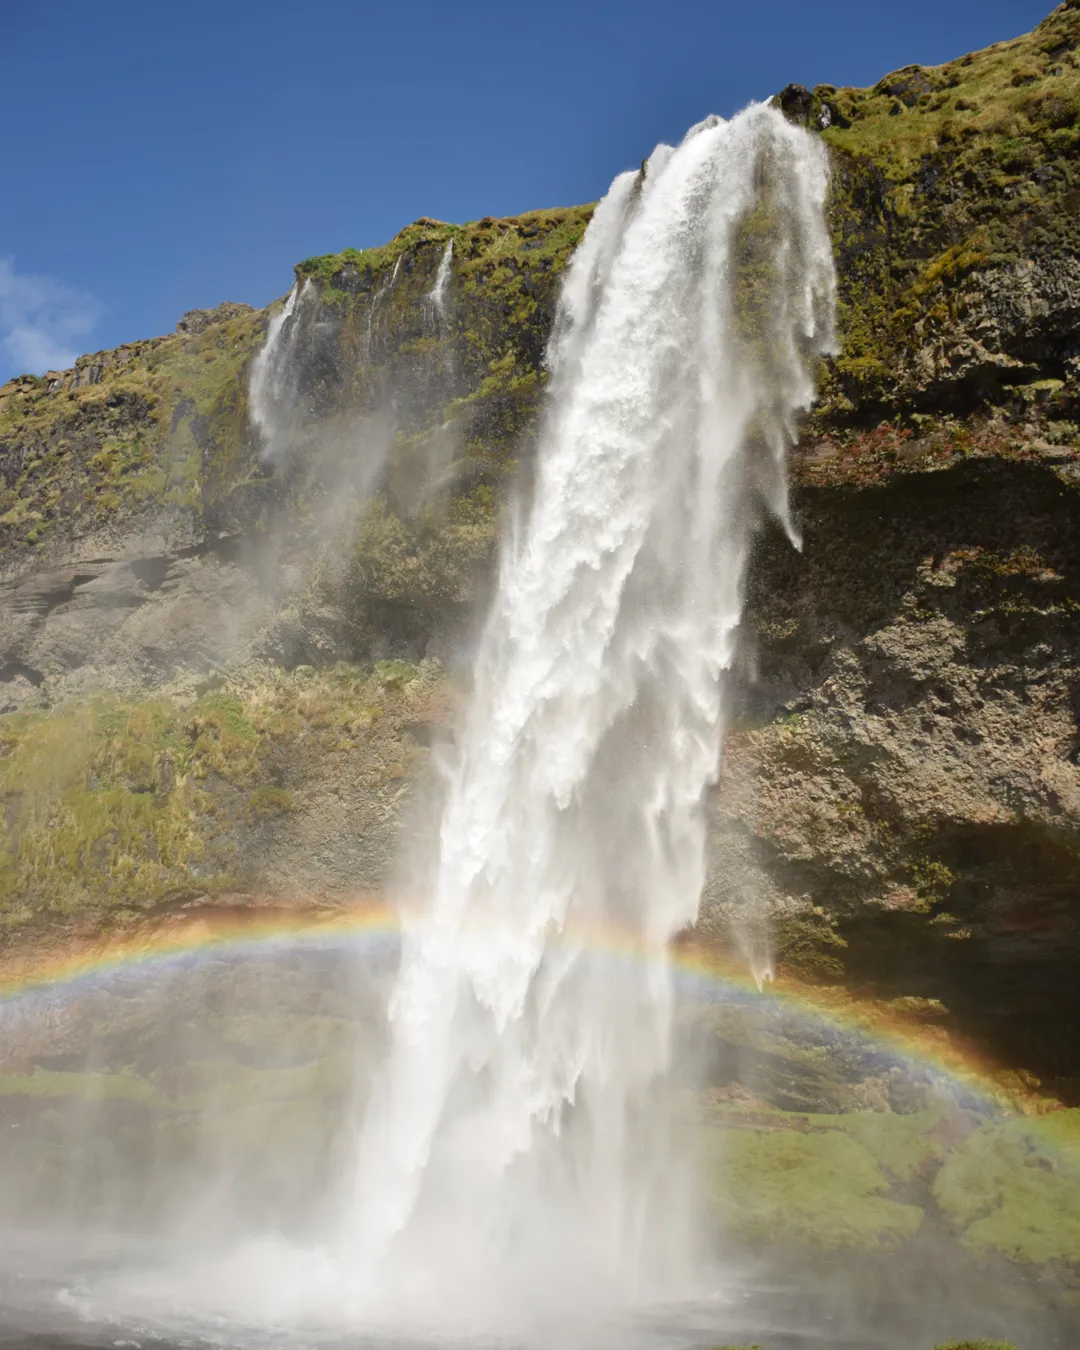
(0, 660, 444, 923)
(796, 1, 1080, 425)
(699, 1116, 926, 1249)
(933, 1109, 1080, 1265)
(934, 1341, 1021, 1350)
(0, 308, 266, 560)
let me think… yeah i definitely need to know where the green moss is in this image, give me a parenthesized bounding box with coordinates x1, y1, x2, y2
(295, 219, 459, 283)
(245, 785, 294, 819)
(831, 1106, 948, 1180)
(0, 1068, 156, 1104)
(802, 1, 1080, 425)
(169, 1053, 352, 1111)
(0, 661, 446, 925)
(0, 306, 265, 556)
(372, 659, 418, 689)
(911, 858, 957, 904)
(818, 15, 1080, 183)
(350, 488, 497, 634)
(774, 905, 849, 982)
(0, 698, 216, 922)
(933, 1109, 1080, 1265)
(934, 1343, 1020, 1350)
(700, 1120, 925, 1249)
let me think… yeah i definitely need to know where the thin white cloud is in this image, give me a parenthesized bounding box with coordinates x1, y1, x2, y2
(0, 255, 103, 378)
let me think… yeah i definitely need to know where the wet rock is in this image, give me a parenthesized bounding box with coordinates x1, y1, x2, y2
(773, 83, 813, 125)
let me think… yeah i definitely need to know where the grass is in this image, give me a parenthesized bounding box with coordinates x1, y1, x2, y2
(350, 488, 497, 631)
(700, 1116, 926, 1249)
(0, 1068, 156, 1104)
(296, 218, 459, 282)
(0, 696, 213, 921)
(697, 1092, 1080, 1269)
(294, 205, 591, 286)
(819, 5, 1080, 182)
(933, 1109, 1080, 1265)
(933, 1342, 1020, 1350)
(0, 306, 266, 555)
(804, 0, 1080, 427)
(0, 660, 444, 925)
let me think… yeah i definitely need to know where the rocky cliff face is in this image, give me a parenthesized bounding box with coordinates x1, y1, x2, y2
(2, 5, 1080, 1108)
(708, 0, 1080, 1103)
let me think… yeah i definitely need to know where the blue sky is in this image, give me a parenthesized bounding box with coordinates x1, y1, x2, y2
(0, 0, 1053, 382)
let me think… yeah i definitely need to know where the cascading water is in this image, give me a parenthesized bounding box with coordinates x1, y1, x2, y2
(2, 95, 1075, 1350)
(341, 103, 835, 1323)
(361, 254, 403, 362)
(249, 279, 308, 461)
(424, 238, 454, 329)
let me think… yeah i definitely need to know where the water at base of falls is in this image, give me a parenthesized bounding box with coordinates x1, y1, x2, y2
(0, 944, 1073, 1349)
(0, 1232, 1072, 1350)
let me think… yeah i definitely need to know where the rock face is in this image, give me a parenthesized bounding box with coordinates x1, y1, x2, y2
(175, 301, 254, 335)
(707, 451, 1080, 1099)
(2, 7, 1080, 1102)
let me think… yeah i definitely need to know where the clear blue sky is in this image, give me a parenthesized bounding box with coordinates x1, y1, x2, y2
(0, 0, 1055, 382)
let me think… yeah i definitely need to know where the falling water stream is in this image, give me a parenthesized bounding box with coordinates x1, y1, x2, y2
(249, 279, 306, 461)
(424, 238, 454, 328)
(340, 105, 835, 1322)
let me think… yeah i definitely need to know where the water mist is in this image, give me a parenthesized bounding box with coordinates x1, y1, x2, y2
(341, 103, 835, 1324)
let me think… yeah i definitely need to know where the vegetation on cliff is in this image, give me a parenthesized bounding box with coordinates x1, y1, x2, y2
(801, 1, 1080, 450)
(0, 308, 265, 564)
(0, 660, 445, 928)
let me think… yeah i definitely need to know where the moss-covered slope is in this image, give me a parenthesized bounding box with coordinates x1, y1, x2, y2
(0, 306, 265, 567)
(802, 0, 1080, 428)
(0, 659, 445, 931)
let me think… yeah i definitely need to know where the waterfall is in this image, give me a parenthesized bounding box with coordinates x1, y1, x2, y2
(249, 280, 306, 461)
(361, 256, 403, 363)
(343, 104, 835, 1321)
(423, 238, 454, 331)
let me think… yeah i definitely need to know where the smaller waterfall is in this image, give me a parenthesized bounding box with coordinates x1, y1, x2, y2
(249, 281, 306, 461)
(361, 257, 403, 363)
(423, 239, 454, 330)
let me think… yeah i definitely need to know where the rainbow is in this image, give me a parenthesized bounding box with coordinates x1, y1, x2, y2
(0, 901, 1037, 1110)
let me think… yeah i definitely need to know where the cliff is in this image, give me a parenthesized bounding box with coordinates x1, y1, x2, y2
(2, 2, 1080, 1118)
